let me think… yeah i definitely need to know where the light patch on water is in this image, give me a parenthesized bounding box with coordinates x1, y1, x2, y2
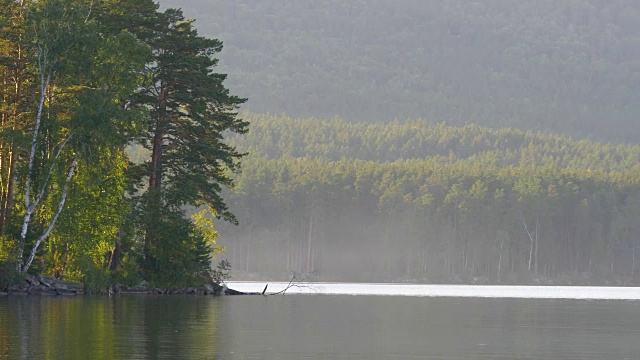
(225, 282, 640, 300)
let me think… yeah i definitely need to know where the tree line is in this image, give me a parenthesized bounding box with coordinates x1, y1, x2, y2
(0, 0, 246, 288)
(218, 114, 640, 284)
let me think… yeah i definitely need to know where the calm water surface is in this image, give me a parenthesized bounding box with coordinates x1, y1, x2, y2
(2, 284, 640, 359)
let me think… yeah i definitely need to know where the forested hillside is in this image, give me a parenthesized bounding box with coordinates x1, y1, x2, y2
(218, 114, 640, 284)
(159, 0, 640, 142)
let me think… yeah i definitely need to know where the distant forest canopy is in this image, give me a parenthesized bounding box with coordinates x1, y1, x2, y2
(216, 114, 640, 283)
(228, 114, 640, 173)
(158, 0, 640, 143)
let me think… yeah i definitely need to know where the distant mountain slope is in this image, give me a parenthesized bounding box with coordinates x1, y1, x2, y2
(158, 0, 639, 142)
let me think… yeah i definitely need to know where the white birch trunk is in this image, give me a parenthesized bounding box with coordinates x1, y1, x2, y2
(306, 212, 313, 273)
(22, 154, 79, 273)
(17, 60, 50, 266)
(18, 41, 76, 273)
(521, 214, 535, 272)
(534, 210, 539, 276)
(498, 237, 504, 281)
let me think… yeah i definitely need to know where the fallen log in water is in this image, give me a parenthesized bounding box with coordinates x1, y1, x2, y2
(223, 286, 257, 295)
(222, 284, 268, 295)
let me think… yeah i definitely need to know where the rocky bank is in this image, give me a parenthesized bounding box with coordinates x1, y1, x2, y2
(0, 276, 248, 297)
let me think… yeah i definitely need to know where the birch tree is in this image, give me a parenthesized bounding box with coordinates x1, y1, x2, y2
(14, 0, 86, 273)
(16, 0, 148, 274)
(513, 175, 543, 276)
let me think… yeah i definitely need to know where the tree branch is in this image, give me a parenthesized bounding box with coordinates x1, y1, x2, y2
(265, 272, 316, 295)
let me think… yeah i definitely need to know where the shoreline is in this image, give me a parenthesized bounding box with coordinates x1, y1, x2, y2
(0, 275, 245, 297)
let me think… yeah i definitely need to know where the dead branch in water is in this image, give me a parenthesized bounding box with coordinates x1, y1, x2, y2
(264, 272, 316, 295)
(221, 272, 316, 295)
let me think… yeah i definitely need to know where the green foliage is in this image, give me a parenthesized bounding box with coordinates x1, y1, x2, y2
(192, 207, 230, 284)
(212, 259, 231, 284)
(136, 193, 217, 287)
(44, 149, 129, 282)
(0, 252, 24, 291)
(0, 239, 21, 289)
(0, 236, 17, 261)
(0, 0, 241, 285)
(192, 206, 223, 253)
(76, 257, 112, 293)
(0, 260, 21, 290)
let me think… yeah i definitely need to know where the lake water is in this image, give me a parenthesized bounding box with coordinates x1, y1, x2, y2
(2, 284, 640, 359)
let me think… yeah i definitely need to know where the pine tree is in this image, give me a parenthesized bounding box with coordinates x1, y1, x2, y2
(130, 7, 247, 283)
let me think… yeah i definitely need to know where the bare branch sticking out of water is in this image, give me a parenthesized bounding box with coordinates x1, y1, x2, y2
(265, 272, 317, 295)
